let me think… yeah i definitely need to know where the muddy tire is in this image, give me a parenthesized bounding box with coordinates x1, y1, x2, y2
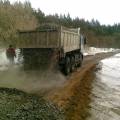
(77, 58, 82, 67)
(64, 57, 71, 75)
(77, 54, 83, 67)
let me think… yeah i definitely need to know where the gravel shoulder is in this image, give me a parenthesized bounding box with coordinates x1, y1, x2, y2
(0, 88, 64, 120)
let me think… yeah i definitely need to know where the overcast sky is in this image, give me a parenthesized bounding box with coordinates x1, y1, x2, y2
(10, 0, 120, 25)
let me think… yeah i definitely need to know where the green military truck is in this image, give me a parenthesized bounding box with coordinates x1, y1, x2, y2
(16, 24, 84, 75)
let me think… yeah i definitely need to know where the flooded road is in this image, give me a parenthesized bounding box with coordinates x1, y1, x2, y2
(87, 53, 120, 120)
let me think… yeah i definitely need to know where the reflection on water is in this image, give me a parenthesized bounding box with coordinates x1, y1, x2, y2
(87, 53, 120, 120)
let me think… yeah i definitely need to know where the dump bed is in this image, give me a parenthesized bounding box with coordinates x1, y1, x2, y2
(17, 26, 80, 53)
(60, 27, 80, 52)
(18, 29, 60, 48)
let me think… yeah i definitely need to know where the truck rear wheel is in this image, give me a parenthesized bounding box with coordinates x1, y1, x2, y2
(64, 57, 71, 75)
(77, 53, 83, 67)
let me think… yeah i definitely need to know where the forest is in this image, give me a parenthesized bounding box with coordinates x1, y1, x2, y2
(0, 0, 120, 48)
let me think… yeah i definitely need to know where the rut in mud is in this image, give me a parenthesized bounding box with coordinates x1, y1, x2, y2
(64, 66, 96, 120)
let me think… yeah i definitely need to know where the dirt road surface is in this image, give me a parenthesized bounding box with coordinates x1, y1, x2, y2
(0, 49, 119, 120)
(44, 50, 120, 120)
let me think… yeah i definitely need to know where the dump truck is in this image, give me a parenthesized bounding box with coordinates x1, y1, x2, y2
(16, 24, 84, 75)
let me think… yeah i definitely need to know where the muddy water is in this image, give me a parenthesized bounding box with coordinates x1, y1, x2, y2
(0, 48, 66, 93)
(87, 53, 120, 120)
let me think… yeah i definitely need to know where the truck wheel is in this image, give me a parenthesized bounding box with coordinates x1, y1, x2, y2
(70, 56, 75, 72)
(64, 57, 70, 75)
(78, 61, 82, 67)
(78, 54, 83, 67)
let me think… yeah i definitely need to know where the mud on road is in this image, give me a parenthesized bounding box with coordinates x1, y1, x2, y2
(0, 49, 119, 120)
(45, 50, 120, 120)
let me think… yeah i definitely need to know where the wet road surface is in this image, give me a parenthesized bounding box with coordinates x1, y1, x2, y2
(87, 53, 120, 120)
